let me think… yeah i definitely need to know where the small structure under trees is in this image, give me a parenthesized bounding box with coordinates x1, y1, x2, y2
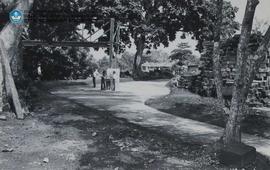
(141, 61, 175, 73)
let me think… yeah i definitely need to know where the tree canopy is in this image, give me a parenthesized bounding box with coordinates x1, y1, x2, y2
(23, 0, 98, 80)
(170, 43, 199, 66)
(22, 0, 239, 79)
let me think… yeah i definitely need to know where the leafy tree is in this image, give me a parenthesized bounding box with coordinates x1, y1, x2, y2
(22, 0, 238, 81)
(78, 0, 209, 78)
(117, 52, 134, 72)
(127, 0, 208, 78)
(170, 43, 192, 62)
(199, 0, 239, 43)
(97, 56, 110, 72)
(22, 0, 97, 80)
(170, 43, 199, 66)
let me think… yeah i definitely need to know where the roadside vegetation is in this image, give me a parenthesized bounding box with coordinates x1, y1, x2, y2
(146, 87, 270, 139)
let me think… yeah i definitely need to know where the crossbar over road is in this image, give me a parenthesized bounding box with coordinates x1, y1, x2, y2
(22, 40, 110, 48)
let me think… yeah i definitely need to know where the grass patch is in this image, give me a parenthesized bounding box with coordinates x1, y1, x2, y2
(146, 88, 270, 139)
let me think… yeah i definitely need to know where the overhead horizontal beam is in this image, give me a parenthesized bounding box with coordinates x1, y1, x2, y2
(22, 40, 110, 48)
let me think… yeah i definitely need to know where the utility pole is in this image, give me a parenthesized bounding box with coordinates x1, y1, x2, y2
(116, 21, 121, 59)
(109, 18, 115, 68)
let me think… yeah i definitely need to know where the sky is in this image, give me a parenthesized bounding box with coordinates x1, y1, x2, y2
(91, 0, 270, 60)
(230, 0, 270, 24)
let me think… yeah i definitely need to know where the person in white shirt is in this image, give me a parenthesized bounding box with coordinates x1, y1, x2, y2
(92, 69, 99, 88)
(101, 70, 106, 90)
(111, 71, 117, 91)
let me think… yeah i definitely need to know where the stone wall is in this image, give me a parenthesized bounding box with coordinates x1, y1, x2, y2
(197, 40, 270, 106)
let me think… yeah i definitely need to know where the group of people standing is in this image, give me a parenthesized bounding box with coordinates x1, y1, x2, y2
(91, 69, 117, 91)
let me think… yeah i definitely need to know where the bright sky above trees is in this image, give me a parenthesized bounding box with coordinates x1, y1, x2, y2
(231, 0, 270, 24)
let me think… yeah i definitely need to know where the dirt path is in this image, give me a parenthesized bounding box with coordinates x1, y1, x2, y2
(50, 80, 270, 160)
(0, 82, 223, 170)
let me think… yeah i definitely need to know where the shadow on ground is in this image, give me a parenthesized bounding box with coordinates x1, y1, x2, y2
(2, 81, 268, 169)
(35, 82, 224, 170)
(146, 88, 270, 139)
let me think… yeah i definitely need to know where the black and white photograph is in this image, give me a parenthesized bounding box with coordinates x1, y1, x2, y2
(1, 0, 270, 169)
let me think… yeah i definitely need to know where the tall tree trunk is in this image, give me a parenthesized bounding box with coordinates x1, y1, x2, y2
(213, 0, 224, 105)
(133, 34, 145, 79)
(224, 0, 259, 145)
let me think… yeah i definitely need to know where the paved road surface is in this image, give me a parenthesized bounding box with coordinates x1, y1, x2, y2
(50, 80, 270, 158)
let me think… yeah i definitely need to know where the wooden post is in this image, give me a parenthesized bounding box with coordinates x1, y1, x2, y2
(22, 40, 110, 48)
(109, 18, 115, 68)
(0, 40, 24, 119)
(0, 44, 3, 112)
(116, 22, 121, 58)
(22, 0, 30, 9)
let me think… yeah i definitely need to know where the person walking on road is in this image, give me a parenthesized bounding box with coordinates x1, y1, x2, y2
(105, 72, 111, 90)
(111, 71, 117, 91)
(92, 69, 99, 88)
(101, 70, 106, 90)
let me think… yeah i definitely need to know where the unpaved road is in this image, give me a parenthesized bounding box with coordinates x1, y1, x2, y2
(0, 81, 222, 170)
(51, 80, 270, 161)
